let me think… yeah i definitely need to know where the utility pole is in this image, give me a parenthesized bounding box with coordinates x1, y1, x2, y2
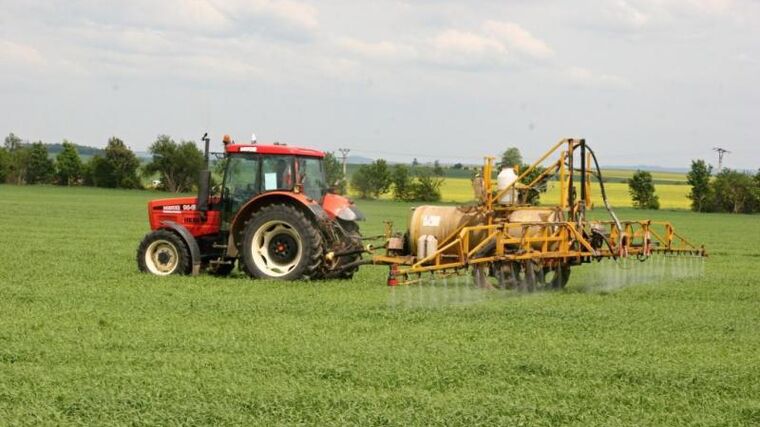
(338, 148, 351, 179)
(713, 147, 730, 171)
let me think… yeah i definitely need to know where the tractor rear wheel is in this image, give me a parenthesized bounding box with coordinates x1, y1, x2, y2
(240, 204, 324, 280)
(137, 230, 191, 276)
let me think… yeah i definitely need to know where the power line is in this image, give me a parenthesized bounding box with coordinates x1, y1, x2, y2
(337, 148, 351, 180)
(713, 147, 731, 171)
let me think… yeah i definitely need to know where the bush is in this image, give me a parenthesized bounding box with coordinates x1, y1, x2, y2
(391, 164, 413, 201)
(143, 135, 205, 192)
(350, 160, 390, 199)
(710, 169, 757, 214)
(410, 170, 443, 202)
(89, 137, 141, 189)
(628, 170, 660, 210)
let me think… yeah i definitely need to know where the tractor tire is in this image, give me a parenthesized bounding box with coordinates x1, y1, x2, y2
(240, 203, 324, 280)
(137, 230, 192, 276)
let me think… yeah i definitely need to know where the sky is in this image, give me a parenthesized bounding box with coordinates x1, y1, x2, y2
(0, 0, 758, 169)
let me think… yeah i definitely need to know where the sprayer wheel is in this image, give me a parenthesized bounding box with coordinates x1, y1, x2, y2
(542, 264, 571, 289)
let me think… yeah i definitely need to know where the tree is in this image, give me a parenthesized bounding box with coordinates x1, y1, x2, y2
(0, 147, 8, 183)
(432, 160, 444, 176)
(411, 158, 419, 167)
(627, 170, 660, 209)
(81, 158, 96, 186)
(391, 164, 413, 201)
(143, 135, 205, 193)
(55, 140, 82, 185)
(91, 137, 141, 189)
(410, 170, 443, 202)
(518, 164, 547, 205)
(452, 162, 463, 169)
(686, 159, 712, 212)
(499, 147, 522, 170)
(350, 159, 391, 199)
(323, 152, 345, 194)
(4, 132, 29, 184)
(25, 142, 55, 184)
(711, 169, 757, 214)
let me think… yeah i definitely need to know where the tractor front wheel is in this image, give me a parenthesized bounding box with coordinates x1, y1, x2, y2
(240, 204, 324, 280)
(137, 230, 191, 276)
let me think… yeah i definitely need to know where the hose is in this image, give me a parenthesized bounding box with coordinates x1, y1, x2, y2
(584, 144, 623, 238)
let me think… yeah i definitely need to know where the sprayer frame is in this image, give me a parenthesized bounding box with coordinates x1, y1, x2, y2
(373, 138, 706, 286)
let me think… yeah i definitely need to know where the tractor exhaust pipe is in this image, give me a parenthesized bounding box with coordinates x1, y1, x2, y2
(197, 132, 211, 220)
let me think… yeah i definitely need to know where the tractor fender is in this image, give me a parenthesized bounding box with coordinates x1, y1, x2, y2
(322, 193, 365, 221)
(228, 192, 324, 257)
(159, 220, 202, 276)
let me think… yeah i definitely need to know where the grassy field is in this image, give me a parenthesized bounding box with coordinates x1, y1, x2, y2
(1, 185, 760, 425)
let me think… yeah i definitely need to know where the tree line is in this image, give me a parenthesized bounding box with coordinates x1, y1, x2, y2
(344, 147, 547, 203)
(347, 159, 446, 202)
(0, 132, 205, 192)
(5, 132, 757, 213)
(626, 160, 760, 214)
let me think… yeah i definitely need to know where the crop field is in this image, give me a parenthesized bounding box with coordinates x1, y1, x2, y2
(1, 185, 760, 425)
(368, 178, 692, 209)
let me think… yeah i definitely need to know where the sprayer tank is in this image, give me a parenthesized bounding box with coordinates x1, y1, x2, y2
(408, 206, 484, 255)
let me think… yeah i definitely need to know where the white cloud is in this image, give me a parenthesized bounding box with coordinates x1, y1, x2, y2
(483, 21, 553, 59)
(338, 38, 417, 62)
(431, 29, 506, 57)
(0, 40, 47, 67)
(337, 21, 553, 70)
(565, 66, 631, 89)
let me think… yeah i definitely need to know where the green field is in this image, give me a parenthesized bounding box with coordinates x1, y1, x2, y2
(2, 185, 760, 425)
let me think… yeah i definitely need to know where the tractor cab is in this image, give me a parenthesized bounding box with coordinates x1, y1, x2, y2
(219, 143, 328, 225)
(138, 134, 365, 280)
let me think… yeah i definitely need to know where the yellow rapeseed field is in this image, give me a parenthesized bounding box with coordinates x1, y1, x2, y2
(367, 178, 691, 209)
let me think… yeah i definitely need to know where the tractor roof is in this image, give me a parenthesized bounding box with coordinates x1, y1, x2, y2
(225, 144, 324, 158)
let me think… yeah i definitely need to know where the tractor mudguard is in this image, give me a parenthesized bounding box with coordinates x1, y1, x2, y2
(322, 193, 364, 221)
(306, 203, 330, 221)
(160, 220, 202, 276)
(336, 205, 364, 221)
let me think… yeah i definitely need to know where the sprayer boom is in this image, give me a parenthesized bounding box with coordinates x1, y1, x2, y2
(372, 138, 706, 287)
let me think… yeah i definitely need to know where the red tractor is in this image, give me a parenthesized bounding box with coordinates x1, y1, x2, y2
(137, 134, 366, 280)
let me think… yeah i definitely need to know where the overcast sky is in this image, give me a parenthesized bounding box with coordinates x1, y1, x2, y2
(1, 0, 758, 168)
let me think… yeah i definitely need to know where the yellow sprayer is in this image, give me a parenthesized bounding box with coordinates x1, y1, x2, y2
(364, 138, 706, 288)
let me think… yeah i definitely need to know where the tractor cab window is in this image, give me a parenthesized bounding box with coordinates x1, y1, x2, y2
(223, 154, 260, 219)
(297, 157, 326, 200)
(261, 156, 294, 191)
